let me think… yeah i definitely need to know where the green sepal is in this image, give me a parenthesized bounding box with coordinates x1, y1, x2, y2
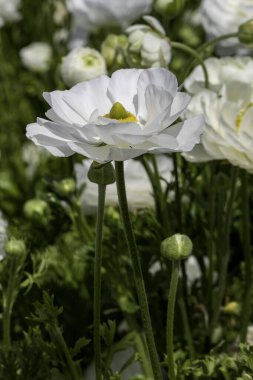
(88, 161, 115, 185)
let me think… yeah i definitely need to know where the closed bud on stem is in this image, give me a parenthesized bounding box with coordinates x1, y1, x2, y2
(23, 199, 49, 221)
(101, 34, 128, 70)
(4, 238, 26, 257)
(161, 233, 192, 261)
(155, 0, 186, 18)
(238, 19, 253, 47)
(88, 161, 115, 185)
(55, 178, 76, 196)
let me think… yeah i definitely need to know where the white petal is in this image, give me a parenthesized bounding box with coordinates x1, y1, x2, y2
(43, 90, 85, 125)
(143, 15, 166, 36)
(107, 69, 142, 114)
(137, 68, 178, 121)
(68, 75, 111, 118)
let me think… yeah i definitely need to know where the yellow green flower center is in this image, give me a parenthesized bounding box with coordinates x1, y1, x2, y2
(82, 54, 99, 67)
(235, 102, 253, 131)
(104, 102, 137, 123)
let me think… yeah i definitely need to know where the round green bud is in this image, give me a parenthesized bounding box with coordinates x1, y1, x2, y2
(88, 161, 115, 185)
(4, 238, 26, 256)
(161, 233, 192, 261)
(23, 199, 48, 220)
(238, 19, 253, 47)
(155, 0, 186, 18)
(101, 34, 128, 69)
(109, 102, 129, 120)
(56, 178, 76, 196)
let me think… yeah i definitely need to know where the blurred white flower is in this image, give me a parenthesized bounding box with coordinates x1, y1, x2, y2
(21, 142, 49, 180)
(126, 16, 171, 68)
(0, 210, 7, 261)
(66, 0, 153, 32)
(183, 57, 253, 172)
(61, 47, 107, 87)
(53, 1, 68, 25)
(246, 325, 253, 346)
(201, 0, 253, 54)
(75, 156, 173, 214)
(0, 0, 21, 27)
(26, 67, 204, 162)
(20, 42, 53, 72)
(68, 25, 89, 50)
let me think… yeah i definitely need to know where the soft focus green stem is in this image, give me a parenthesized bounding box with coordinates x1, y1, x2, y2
(3, 257, 17, 353)
(115, 161, 162, 380)
(181, 32, 238, 82)
(240, 171, 252, 342)
(172, 154, 182, 231)
(210, 167, 238, 333)
(171, 41, 209, 88)
(94, 184, 106, 380)
(178, 296, 195, 359)
(151, 155, 170, 236)
(206, 165, 216, 315)
(51, 325, 79, 380)
(166, 261, 180, 380)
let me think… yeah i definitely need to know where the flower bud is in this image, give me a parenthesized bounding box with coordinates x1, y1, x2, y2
(23, 199, 49, 221)
(88, 161, 115, 185)
(161, 233, 192, 261)
(19, 42, 52, 72)
(155, 0, 186, 18)
(4, 238, 26, 257)
(101, 34, 128, 70)
(126, 16, 171, 68)
(238, 19, 253, 47)
(60, 47, 107, 87)
(55, 178, 76, 197)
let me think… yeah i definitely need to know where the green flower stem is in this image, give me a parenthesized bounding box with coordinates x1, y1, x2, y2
(94, 184, 106, 380)
(240, 171, 252, 342)
(206, 165, 216, 314)
(150, 155, 170, 236)
(178, 296, 195, 359)
(171, 41, 209, 88)
(166, 260, 180, 380)
(210, 167, 238, 332)
(3, 257, 17, 353)
(115, 161, 163, 380)
(50, 324, 79, 380)
(181, 32, 238, 82)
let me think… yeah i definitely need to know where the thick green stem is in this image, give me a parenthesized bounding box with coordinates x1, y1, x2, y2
(171, 41, 209, 88)
(115, 161, 162, 380)
(93, 184, 106, 380)
(166, 261, 180, 380)
(240, 171, 252, 342)
(210, 167, 238, 332)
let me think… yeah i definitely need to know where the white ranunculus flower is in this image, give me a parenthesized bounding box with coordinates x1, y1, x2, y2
(0, 210, 7, 261)
(0, 0, 21, 27)
(126, 16, 171, 68)
(183, 57, 253, 172)
(20, 42, 53, 72)
(75, 156, 173, 214)
(61, 47, 107, 87)
(201, 0, 253, 54)
(66, 0, 153, 32)
(26, 68, 204, 163)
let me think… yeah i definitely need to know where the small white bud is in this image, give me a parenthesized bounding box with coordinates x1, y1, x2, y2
(61, 47, 107, 87)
